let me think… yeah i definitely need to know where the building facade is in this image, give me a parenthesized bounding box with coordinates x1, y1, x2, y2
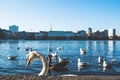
(9, 25, 19, 33)
(108, 29, 116, 37)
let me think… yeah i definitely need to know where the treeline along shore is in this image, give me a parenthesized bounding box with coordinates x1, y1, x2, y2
(0, 28, 120, 40)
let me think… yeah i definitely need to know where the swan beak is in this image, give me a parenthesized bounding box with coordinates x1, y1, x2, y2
(26, 60, 30, 69)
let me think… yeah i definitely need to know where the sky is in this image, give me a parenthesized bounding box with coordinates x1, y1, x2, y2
(0, 0, 120, 35)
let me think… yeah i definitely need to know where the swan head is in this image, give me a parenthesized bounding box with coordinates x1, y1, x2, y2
(26, 51, 49, 76)
(26, 51, 39, 69)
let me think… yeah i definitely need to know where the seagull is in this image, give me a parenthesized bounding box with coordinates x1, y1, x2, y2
(8, 56, 17, 60)
(103, 58, 108, 68)
(98, 55, 103, 63)
(78, 58, 87, 67)
(80, 48, 86, 55)
(56, 47, 64, 50)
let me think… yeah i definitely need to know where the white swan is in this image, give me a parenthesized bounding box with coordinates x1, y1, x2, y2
(80, 48, 86, 55)
(26, 51, 49, 76)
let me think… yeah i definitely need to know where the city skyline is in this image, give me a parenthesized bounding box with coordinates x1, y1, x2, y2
(0, 0, 120, 35)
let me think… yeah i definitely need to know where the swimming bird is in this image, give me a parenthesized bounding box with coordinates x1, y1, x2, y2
(25, 47, 29, 51)
(58, 56, 69, 63)
(8, 56, 17, 60)
(51, 52, 57, 57)
(103, 58, 112, 68)
(78, 58, 87, 67)
(80, 48, 86, 55)
(56, 47, 64, 51)
(48, 55, 69, 71)
(25, 47, 33, 52)
(102, 58, 113, 72)
(48, 47, 52, 54)
(16, 47, 20, 50)
(26, 51, 69, 76)
(26, 51, 49, 76)
(103, 58, 108, 68)
(51, 52, 58, 60)
(48, 43, 52, 54)
(98, 55, 103, 63)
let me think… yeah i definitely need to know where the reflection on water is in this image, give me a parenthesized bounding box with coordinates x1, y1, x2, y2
(0, 40, 120, 75)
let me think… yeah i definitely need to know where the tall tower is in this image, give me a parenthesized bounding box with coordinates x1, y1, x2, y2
(108, 28, 116, 39)
(88, 27, 92, 37)
(50, 24, 52, 31)
(88, 27, 92, 34)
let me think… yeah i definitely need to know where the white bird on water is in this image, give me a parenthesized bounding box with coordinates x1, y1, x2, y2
(8, 56, 17, 60)
(103, 58, 108, 68)
(80, 48, 86, 55)
(98, 55, 103, 63)
(56, 47, 64, 51)
(78, 58, 87, 67)
(103, 58, 112, 71)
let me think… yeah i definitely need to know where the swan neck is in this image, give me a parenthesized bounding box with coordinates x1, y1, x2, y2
(37, 53, 48, 76)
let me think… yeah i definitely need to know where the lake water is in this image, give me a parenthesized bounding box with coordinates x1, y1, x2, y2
(0, 40, 120, 76)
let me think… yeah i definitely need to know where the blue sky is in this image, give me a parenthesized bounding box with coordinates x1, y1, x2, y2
(0, 0, 120, 35)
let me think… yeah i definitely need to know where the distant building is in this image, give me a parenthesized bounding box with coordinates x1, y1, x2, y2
(75, 30, 86, 39)
(64, 31, 74, 37)
(87, 27, 92, 37)
(108, 28, 116, 39)
(2, 29, 13, 39)
(88, 27, 92, 34)
(9, 25, 19, 33)
(34, 31, 48, 40)
(48, 31, 65, 37)
(76, 30, 86, 37)
(93, 30, 108, 39)
(87, 27, 93, 39)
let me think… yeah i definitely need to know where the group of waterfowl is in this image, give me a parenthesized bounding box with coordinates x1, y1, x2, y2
(79, 48, 112, 71)
(7, 46, 33, 60)
(26, 50, 70, 76)
(7, 46, 113, 76)
(98, 55, 111, 68)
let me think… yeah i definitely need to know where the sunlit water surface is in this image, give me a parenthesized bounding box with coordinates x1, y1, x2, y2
(0, 40, 120, 76)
